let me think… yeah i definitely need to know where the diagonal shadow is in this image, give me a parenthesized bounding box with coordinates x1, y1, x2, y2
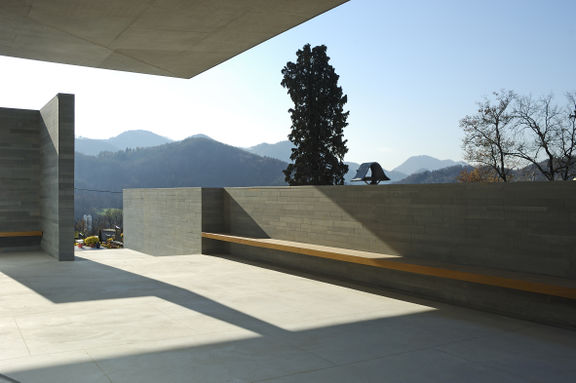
(0, 252, 286, 337)
(3, 305, 573, 383)
(2, 251, 575, 382)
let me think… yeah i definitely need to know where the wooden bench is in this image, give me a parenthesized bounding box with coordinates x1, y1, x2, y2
(0, 231, 43, 250)
(0, 231, 43, 238)
(202, 232, 576, 300)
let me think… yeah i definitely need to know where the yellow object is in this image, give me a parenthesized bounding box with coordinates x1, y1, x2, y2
(0, 231, 42, 237)
(84, 236, 100, 247)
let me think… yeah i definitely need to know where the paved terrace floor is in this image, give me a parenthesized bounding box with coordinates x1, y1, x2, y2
(0, 249, 575, 383)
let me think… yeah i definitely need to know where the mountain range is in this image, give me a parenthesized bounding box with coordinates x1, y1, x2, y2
(245, 140, 468, 181)
(74, 131, 470, 219)
(395, 165, 473, 184)
(246, 140, 408, 182)
(74, 135, 286, 219)
(75, 130, 173, 156)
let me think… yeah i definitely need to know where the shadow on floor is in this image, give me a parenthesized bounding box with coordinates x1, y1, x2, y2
(3, 306, 576, 383)
(0, 251, 285, 337)
(1, 251, 575, 383)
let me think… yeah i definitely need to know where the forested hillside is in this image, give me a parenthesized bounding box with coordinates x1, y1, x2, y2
(395, 165, 473, 184)
(75, 136, 286, 219)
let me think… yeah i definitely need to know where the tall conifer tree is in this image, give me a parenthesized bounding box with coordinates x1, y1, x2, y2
(281, 44, 349, 185)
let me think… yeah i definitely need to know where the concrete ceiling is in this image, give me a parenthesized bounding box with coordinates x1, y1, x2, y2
(0, 0, 348, 78)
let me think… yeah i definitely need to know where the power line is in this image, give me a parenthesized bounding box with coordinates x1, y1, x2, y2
(74, 188, 123, 194)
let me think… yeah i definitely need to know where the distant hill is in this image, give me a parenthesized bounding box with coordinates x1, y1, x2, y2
(344, 161, 360, 184)
(394, 161, 576, 184)
(76, 130, 173, 156)
(246, 141, 293, 162)
(395, 165, 473, 184)
(107, 130, 173, 150)
(74, 138, 119, 156)
(73, 133, 477, 219)
(74, 136, 287, 219)
(246, 140, 405, 183)
(392, 155, 467, 175)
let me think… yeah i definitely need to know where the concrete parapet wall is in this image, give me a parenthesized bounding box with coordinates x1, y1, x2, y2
(124, 188, 202, 256)
(222, 184, 576, 279)
(124, 183, 576, 327)
(125, 183, 575, 279)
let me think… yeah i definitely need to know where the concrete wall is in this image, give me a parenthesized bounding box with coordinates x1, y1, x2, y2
(123, 188, 202, 256)
(124, 183, 576, 278)
(221, 184, 576, 279)
(0, 94, 74, 260)
(124, 183, 576, 327)
(39, 94, 75, 261)
(0, 108, 41, 234)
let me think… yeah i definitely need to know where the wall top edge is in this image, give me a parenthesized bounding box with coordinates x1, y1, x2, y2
(123, 187, 203, 192)
(122, 182, 576, 193)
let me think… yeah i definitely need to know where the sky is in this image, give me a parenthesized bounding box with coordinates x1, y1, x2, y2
(0, 0, 574, 170)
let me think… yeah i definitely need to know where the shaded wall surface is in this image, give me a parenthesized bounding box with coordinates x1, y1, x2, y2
(124, 183, 575, 279)
(221, 184, 576, 279)
(0, 108, 41, 233)
(124, 188, 202, 256)
(0, 94, 75, 260)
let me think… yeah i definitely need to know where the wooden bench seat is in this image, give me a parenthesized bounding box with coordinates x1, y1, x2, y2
(0, 231, 43, 238)
(0, 231, 43, 251)
(202, 232, 576, 300)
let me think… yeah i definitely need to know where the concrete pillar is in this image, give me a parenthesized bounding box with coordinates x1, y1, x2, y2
(40, 94, 75, 261)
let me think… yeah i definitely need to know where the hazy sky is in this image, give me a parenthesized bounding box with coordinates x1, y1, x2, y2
(0, 0, 574, 169)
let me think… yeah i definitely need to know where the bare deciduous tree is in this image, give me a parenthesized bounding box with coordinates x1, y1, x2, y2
(558, 93, 576, 180)
(460, 91, 517, 182)
(512, 94, 563, 181)
(462, 91, 576, 182)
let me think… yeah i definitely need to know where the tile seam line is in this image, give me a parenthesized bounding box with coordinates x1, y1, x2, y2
(85, 351, 114, 383)
(11, 316, 32, 358)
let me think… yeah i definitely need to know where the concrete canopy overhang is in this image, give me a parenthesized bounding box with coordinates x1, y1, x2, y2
(0, 0, 348, 78)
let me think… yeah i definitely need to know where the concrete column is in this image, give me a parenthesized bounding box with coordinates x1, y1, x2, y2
(40, 94, 75, 261)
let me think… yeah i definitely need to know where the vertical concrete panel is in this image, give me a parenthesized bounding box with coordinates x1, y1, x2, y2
(40, 94, 75, 261)
(0, 108, 41, 236)
(124, 188, 202, 255)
